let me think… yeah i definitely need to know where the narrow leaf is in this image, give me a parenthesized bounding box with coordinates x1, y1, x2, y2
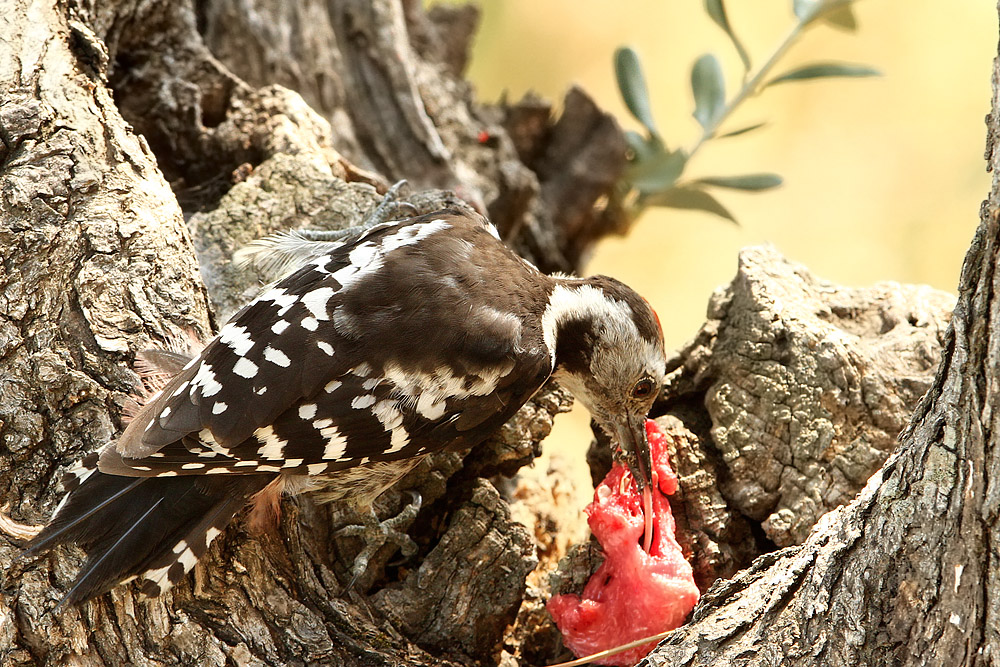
(823, 4, 858, 31)
(691, 54, 726, 131)
(624, 130, 662, 162)
(647, 186, 737, 223)
(703, 0, 751, 72)
(793, 0, 820, 23)
(718, 122, 767, 139)
(693, 173, 783, 191)
(628, 150, 688, 195)
(615, 47, 659, 136)
(766, 62, 880, 87)
(624, 130, 647, 155)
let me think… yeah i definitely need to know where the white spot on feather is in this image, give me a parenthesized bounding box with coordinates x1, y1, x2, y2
(257, 287, 299, 316)
(301, 287, 335, 320)
(218, 324, 255, 356)
(263, 346, 290, 367)
(192, 364, 223, 398)
(316, 421, 348, 460)
(385, 428, 409, 454)
(415, 392, 447, 420)
(330, 221, 452, 291)
(255, 425, 288, 460)
(352, 395, 376, 410)
(233, 357, 259, 378)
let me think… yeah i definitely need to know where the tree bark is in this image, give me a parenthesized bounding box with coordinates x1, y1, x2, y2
(3, 0, 999, 665)
(0, 0, 597, 664)
(638, 11, 1000, 666)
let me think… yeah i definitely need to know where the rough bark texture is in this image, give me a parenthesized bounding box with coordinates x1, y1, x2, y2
(634, 10, 1000, 665)
(657, 246, 955, 584)
(3, 0, 998, 665)
(532, 250, 954, 663)
(0, 0, 596, 664)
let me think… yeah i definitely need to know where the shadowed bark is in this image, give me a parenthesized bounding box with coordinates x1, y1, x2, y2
(2, 0, 998, 665)
(634, 10, 1000, 663)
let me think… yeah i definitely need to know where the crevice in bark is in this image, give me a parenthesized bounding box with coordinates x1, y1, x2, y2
(3, 0, 999, 665)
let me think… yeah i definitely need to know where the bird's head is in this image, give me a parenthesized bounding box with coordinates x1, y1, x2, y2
(546, 276, 666, 491)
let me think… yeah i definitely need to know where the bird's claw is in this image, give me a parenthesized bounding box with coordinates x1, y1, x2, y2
(361, 180, 417, 228)
(335, 490, 422, 590)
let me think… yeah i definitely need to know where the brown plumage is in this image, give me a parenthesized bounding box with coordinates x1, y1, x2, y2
(22, 209, 666, 604)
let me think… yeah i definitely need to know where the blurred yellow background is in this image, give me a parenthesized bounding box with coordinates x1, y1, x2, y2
(458, 1, 996, 488)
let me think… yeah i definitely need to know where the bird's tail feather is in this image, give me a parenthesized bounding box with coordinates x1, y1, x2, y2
(22, 470, 272, 605)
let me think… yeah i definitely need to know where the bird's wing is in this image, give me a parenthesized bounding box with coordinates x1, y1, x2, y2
(99, 348, 551, 477)
(101, 211, 553, 477)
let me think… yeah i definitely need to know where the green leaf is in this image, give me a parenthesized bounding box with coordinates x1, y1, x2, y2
(703, 0, 751, 72)
(647, 185, 737, 223)
(693, 173, 783, 191)
(691, 54, 726, 131)
(624, 130, 662, 162)
(717, 122, 767, 139)
(628, 150, 688, 195)
(823, 4, 858, 31)
(793, 0, 821, 23)
(766, 62, 881, 87)
(615, 47, 659, 137)
(624, 130, 647, 154)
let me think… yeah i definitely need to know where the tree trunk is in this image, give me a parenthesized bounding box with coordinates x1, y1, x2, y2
(3, 0, 999, 665)
(639, 11, 1000, 666)
(0, 0, 608, 664)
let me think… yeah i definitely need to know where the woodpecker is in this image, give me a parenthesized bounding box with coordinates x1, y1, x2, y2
(21, 207, 666, 605)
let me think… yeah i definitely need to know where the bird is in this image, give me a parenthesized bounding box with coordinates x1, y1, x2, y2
(20, 202, 667, 605)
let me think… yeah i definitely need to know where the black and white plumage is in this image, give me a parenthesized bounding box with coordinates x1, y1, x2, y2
(23, 208, 666, 604)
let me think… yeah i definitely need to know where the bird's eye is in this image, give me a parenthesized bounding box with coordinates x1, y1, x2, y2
(631, 378, 655, 399)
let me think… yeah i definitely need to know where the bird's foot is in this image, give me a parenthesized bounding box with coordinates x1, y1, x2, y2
(290, 180, 415, 246)
(361, 179, 416, 227)
(335, 490, 422, 590)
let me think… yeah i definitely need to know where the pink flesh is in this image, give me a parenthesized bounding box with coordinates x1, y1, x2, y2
(547, 420, 699, 665)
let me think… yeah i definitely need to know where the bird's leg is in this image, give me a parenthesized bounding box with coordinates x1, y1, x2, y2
(334, 490, 422, 589)
(232, 181, 416, 280)
(361, 179, 417, 227)
(294, 180, 416, 245)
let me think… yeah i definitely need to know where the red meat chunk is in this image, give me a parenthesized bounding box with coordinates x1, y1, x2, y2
(547, 420, 699, 665)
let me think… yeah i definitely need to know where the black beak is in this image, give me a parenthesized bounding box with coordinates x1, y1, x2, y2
(614, 413, 654, 491)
